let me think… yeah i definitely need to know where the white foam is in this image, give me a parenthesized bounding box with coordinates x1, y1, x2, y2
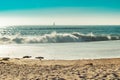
(0, 40, 120, 59)
(0, 32, 119, 44)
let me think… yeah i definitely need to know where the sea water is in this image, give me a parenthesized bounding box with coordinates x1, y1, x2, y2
(0, 25, 120, 59)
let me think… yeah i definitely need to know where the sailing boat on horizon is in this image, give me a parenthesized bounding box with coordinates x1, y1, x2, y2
(53, 22, 55, 26)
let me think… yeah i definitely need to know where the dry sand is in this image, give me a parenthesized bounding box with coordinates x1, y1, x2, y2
(0, 58, 120, 80)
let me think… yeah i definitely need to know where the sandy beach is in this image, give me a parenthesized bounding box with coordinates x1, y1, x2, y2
(0, 58, 120, 80)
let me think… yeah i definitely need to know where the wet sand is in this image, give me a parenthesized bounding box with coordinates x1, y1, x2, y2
(0, 58, 120, 80)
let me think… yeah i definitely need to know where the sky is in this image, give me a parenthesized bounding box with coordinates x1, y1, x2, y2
(0, 0, 120, 26)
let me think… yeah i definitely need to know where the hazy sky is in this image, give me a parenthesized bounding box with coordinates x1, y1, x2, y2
(0, 0, 120, 26)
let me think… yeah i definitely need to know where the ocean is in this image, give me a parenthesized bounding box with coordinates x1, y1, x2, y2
(0, 25, 120, 59)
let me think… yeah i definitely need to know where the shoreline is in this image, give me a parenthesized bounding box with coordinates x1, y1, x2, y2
(1, 40, 120, 60)
(0, 57, 120, 79)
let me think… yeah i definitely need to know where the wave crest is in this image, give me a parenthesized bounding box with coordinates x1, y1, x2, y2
(0, 32, 120, 44)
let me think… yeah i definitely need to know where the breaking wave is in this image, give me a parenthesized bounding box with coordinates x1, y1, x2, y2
(0, 32, 120, 44)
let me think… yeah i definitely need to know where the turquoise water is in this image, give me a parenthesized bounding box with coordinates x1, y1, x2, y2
(0, 25, 120, 44)
(0, 25, 120, 59)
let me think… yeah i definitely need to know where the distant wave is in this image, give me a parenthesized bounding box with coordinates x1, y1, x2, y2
(0, 32, 120, 44)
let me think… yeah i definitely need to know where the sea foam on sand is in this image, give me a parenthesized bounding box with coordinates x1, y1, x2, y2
(0, 40, 120, 60)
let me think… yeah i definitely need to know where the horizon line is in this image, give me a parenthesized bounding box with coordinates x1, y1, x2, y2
(2, 24, 120, 27)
